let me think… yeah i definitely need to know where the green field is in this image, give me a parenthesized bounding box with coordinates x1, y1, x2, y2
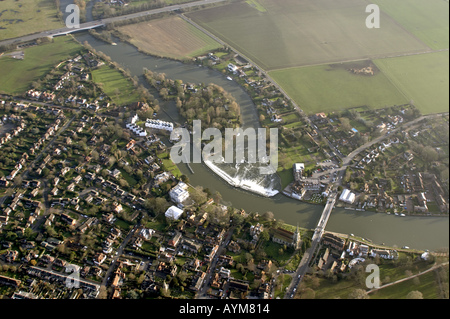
(90, 64, 140, 106)
(370, 265, 448, 299)
(0, 0, 63, 41)
(269, 61, 409, 115)
(188, 0, 429, 70)
(0, 36, 82, 95)
(373, 0, 449, 50)
(374, 51, 449, 115)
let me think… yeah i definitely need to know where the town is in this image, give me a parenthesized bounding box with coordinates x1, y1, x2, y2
(0, 0, 448, 301)
(0, 41, 447, 300)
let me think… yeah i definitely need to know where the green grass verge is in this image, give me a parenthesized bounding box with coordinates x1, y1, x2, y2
(245, 0, 267, 12)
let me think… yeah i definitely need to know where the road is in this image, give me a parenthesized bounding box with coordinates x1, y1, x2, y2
(284, 192, 337, 298)
(195, 226, 235, 299)
(100, 223, 140, 289)
(0, 0, 229, 48)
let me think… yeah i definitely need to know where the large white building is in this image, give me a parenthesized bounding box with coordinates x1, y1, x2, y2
(339, 189, 356, 204)
(169, 182, 190, 206)
(126, 123, 147, 137)
(293, 163, 304, 182)
(165, 206, 184, 220)
(145, 119, 173, 132)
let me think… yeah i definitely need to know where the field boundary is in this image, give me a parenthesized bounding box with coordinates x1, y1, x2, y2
(268, 48, 446, 74)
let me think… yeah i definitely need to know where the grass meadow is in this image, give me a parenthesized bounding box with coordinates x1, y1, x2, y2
(187, 0, 429, 70)
(90, 64, 141, 106)
(0, 36, 82, 95)
(373, 0, 449, 50)
(117, 16, 222, 60)
(269, 61, 408, 115)
(0, 0, 63, 41)
(374, 51, 449, 115)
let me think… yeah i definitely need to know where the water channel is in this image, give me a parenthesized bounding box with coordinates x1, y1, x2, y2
(63, 3, 449, 251)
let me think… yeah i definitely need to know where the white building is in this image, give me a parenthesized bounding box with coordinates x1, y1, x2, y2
(169, 182, 190, 206)
(227, 63, 238, 73)
(145, 119, 173, 132)
(293, 163, 305, 182)
(126, 123, 147, 137)
(165, 206, 184, 220)
(130, 114, 139, 124)
(339, 189, 355, 204)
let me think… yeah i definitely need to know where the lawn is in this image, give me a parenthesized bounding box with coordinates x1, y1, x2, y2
(90, 64, 140, 106)
(0, 36, 82, 95)
(158, 152, 182, 178)
(0, 0, 63, 41)
(374, 51, 449, 115)
(116, 16, 222, 60)
(370, 268, 442, 299)
(187, 0, 429, 70)
(269, 60, 408, 115)
(373, 0, 449, 50)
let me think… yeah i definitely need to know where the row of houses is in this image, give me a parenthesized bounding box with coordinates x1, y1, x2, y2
(27, 266, 100, 298)
(0, 119, 26, 148)
(145, 119, 173, 132)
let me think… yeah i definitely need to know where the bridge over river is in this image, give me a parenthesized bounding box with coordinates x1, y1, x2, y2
(284, 191, 338, 299)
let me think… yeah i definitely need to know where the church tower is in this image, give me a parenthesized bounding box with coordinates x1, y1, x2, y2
(293, 223, 301, 250)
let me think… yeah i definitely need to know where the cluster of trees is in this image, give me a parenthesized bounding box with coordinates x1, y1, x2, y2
(144, 69, 241, 132)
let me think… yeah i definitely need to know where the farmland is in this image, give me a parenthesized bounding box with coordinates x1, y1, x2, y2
(0, 0, 63, 41)
(373, 0, 449, 50)
(0, 36, 82, 95)
(374, 51, 449, 115)
(269, 61, 408, 115)
(116, 16, 222, 60)
(187, 0, 429, 70)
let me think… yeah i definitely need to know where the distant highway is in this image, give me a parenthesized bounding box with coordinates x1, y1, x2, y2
(0, 0, 229, 48)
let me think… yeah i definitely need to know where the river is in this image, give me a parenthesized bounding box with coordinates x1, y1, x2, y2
(63, 3, 448, 252)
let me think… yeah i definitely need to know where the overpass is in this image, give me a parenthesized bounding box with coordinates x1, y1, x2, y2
(50, 22, 105, 37)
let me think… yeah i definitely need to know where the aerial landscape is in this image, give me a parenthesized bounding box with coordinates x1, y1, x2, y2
(0, 0, 448, 305)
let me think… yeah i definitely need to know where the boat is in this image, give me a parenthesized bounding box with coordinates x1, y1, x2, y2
(394, 212, 398, 216)
(111, 42, 117, 46)
(227, 76, 233, 81)
(400, 213, 406, 217)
